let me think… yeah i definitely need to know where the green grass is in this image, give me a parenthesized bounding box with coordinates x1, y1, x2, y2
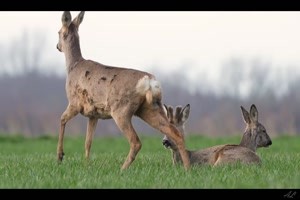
(0, 134, 299, 188)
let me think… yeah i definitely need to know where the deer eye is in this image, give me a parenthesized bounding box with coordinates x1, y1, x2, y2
(63, 33, 68, 39)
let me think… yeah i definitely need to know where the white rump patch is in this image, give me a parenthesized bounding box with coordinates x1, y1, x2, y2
(136, 75, 162, 96)
(136, 75, 151, 94)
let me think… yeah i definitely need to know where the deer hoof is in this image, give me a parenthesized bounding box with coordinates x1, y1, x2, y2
(57, 152, 65, 162)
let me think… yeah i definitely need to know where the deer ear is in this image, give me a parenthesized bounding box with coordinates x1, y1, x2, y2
(180, 104, 190, 124)
(73, 11, 85, 28)
(163, 104, 169, 118)
(241, 106, 251, 124)
(168, 106, 174, 120)
(62, 11, 72, 27)
(249, 104, 258, 123)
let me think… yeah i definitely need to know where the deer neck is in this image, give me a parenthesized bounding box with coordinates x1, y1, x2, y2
(64, 36, 84, 73)
(172, 149, 191, 164)
(239, 130, 257, 152)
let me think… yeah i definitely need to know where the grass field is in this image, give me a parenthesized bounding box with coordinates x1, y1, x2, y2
(0, 134, 299, 189)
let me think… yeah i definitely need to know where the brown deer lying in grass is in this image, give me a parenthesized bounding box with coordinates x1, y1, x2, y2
(162, 104, 272, 166)
(56, 11, 190, 170)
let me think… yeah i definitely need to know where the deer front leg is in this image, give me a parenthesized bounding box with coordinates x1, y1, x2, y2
(85, 117, 98, 159)
(57, 104, 79, 162)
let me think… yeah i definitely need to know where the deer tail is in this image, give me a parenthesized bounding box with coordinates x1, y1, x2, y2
(136, 75, 162, 104)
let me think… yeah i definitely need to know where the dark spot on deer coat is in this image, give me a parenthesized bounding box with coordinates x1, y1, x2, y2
(85, 71, 90, 78)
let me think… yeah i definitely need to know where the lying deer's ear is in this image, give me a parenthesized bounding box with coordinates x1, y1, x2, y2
(163, 104, 169, 118)
(62, 11, 72, 27)
(175, 106, 182, 123)
(241, 106, 251, 124)
(249, 104, 258, 123)
(168, 106, 174, 122)
(180, 104, 190, 123)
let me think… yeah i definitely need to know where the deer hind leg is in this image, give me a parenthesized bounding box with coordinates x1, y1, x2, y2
(57, 104, 79, 162)
(137, 106, 191, 170)
(112, 113, 142, 170)
(85, 117, 98, 160)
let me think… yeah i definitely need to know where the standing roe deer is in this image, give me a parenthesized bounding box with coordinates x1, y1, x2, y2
(162, 104, 272, 166)
(56, 11, 190, 170)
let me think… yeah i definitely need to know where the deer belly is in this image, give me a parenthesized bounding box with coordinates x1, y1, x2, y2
(80, 103, 112, 119)
(76, 87, 112, 119)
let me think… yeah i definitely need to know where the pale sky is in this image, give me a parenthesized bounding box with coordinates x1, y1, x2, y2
(1, 11, 300, 87)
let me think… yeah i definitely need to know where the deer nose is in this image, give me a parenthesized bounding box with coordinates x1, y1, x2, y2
(267, 140, 272, 146)
(56, 44, 61, 52)
(162, 139, 171, 148)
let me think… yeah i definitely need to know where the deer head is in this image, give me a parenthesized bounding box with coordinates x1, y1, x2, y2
(239, 104, 272, 152)
(162, 104, 190, 150)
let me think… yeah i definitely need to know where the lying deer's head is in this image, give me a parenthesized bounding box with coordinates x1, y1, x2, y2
(240, 104, 272, 151)
(162, 104, 190, 150)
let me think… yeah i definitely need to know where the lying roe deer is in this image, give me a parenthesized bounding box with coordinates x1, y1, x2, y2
(162, 104, 272, 166)
(56, 11, 190, 170)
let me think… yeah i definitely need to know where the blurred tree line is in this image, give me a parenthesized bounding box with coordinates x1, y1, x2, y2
(0, 30, 300, 137)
